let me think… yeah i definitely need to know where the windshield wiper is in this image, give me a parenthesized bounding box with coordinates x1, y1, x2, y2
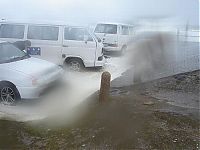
(20, 54, 30, 59)
(8, 56, 26, 62)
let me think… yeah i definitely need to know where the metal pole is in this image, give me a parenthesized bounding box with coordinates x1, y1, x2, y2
(99, 71, 111, 103)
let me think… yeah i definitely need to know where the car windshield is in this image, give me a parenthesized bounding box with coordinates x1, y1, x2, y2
(95, 24, 117, 34)
(0, 42, 29, 64)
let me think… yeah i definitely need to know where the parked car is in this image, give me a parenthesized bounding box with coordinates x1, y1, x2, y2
(0, 41, 64, 105)
(0, 22, 105, 71)
(94, 22, 135, 54)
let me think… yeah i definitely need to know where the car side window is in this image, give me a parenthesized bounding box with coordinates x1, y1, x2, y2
(0, 24, 25, 39)
(27, 25, 59, 41)
(65, 28, 94, 42)
(85, 31, 94, 41)
(65, 28, 85, 41)
(121, 26, 129, 35)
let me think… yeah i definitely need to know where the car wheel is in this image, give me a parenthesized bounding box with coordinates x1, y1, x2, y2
(0, 82, 21, 105)
(67, 58, 84, 72)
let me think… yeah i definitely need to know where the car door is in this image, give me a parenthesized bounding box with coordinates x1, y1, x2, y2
(26, 25, 62, 65)
(62, 27, 96, 67)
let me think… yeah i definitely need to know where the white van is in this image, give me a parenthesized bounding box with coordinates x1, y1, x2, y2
(94, 23, 135, 53)
(0, 22, 105, 71)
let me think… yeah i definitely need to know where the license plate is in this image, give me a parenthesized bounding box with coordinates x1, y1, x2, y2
(27, 47, 41, 55)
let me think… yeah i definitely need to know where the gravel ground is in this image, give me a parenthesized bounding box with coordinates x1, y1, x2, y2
(141, 70, 199, 117)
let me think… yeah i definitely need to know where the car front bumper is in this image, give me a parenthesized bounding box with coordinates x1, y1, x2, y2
(17, 86, 44, 99)
(103, 46, 121, 52)
(95, 56, 106, 67)
(17, 68, 64, 99)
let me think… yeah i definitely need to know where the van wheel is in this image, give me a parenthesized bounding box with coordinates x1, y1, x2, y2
(0, 82, 21, 105)
(67, 58, 84, 72)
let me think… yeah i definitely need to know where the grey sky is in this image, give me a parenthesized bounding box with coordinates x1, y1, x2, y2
(0, 0, 198, 26)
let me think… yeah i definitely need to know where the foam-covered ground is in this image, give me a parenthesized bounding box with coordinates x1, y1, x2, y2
(0, 56, 132, 122)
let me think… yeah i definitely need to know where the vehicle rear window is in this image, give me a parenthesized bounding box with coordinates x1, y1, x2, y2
(95, 24, 117, 34)
(129, 27, 134, 35)
(0, 24, 25, 39)
(121, 26, 129, 35)
(27, 25, 59, 41)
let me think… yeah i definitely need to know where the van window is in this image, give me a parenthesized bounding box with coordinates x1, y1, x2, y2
(129, 27, 134, 35)
(85, 31, 94, 41)
(121, 26, 129, 35)
(95, 24, 117, 34)
(27, 25, 59, 41)
(0, 24, 25, 39)
(65, 28, 85, 41)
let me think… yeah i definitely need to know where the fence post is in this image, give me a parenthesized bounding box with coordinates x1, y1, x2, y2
(99, 71, 111, 103)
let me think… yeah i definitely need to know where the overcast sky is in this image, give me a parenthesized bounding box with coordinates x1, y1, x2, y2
(0, 0, 198, 26)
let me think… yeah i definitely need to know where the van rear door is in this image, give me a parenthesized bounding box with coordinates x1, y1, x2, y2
(118, 25, 130, 47)
(94, 24, 118, 46)
(26, 25, 62, 65)
(62, 27, 96, 67)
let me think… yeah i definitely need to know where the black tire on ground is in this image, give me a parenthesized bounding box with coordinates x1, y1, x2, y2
(0, 82, 21, 105)
(66, 58, 84, 71)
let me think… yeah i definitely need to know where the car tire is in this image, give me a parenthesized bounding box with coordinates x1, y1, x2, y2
(0, 82, 21, 105)
(67, 58, 84, 72)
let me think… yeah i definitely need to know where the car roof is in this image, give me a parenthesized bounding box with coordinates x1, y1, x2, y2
(0, 21, 87, 28)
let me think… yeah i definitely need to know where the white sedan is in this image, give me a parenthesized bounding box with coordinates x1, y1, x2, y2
(0, 41, 64, 105)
